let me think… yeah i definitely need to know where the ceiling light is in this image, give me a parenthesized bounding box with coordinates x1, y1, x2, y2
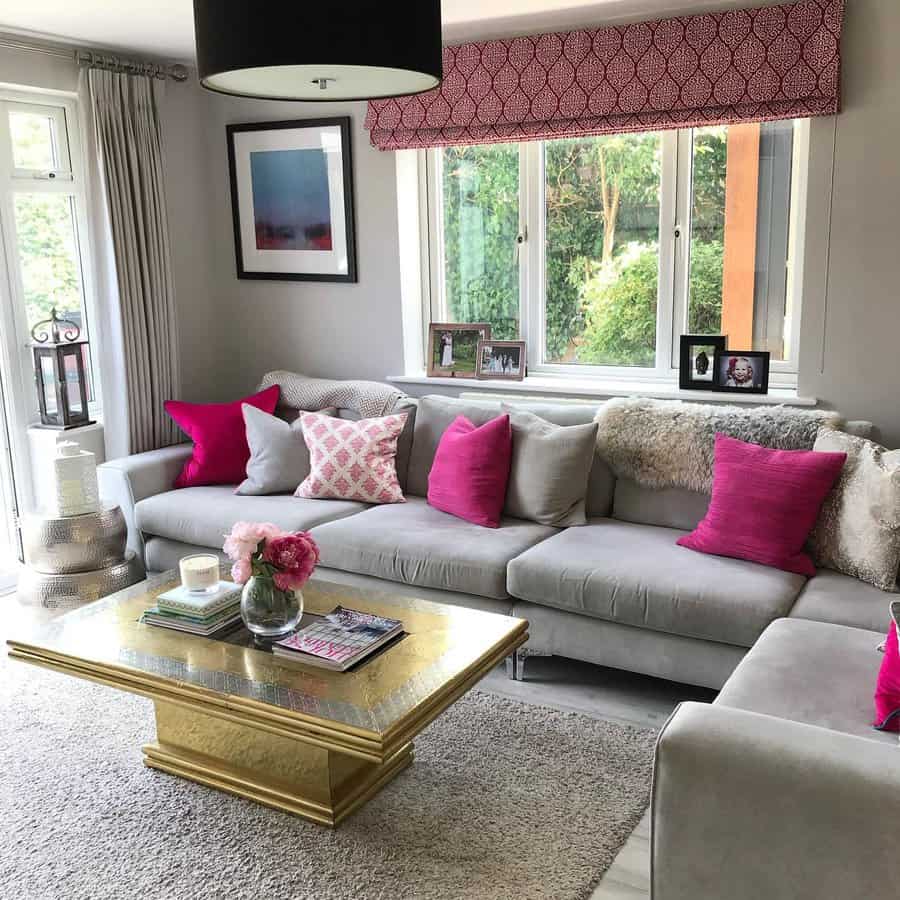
(193, 1, 443, 102)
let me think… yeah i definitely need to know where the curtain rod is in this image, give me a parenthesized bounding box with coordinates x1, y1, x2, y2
(0, 35, 188, 82)
(75, 50, 188, 82)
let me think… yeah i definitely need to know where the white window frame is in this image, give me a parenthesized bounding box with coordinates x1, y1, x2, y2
(421, 121, 809, 388)
(0, 89, 101, 428)
(0, 87, 101, 531)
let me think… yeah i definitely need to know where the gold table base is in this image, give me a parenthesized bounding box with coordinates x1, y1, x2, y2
(143, 701, 414, 827)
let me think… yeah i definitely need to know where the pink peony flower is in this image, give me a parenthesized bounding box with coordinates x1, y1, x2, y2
(223, 521, 285, 561)
(273, 572, 308, 593)
(231, 557, 252, 585)
(263, 532, 320, 589)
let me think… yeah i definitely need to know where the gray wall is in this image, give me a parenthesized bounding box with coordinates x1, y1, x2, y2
(797, 0, 900, 448)
(202, 95, 404, 399)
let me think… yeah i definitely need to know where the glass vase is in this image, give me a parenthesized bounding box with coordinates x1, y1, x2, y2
(240, 575, 303, 640)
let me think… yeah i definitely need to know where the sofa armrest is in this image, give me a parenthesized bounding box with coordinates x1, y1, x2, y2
(652, 702, 900, 900)
(97, 444, 192, 559)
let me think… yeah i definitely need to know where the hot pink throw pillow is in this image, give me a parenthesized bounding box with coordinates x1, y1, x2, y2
(677, 433, 846, 576)
(874, 616, 900, 732)
(427, 414, 512, 528)
(296, 412, 407, 504)
(165, 384, 280, 488)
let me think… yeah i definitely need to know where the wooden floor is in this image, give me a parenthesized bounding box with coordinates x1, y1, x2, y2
(4, 594, 715, 900)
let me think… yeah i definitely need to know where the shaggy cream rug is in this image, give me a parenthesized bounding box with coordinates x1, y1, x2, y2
(0, 645, 656, 900)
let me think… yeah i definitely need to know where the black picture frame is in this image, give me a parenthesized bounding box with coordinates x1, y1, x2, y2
(679, 335, 726, 390)
(712, 350, 771, 394)
(226, 117, 357, 283)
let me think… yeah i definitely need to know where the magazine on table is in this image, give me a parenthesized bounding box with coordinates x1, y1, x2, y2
(273, 606, 404, 671)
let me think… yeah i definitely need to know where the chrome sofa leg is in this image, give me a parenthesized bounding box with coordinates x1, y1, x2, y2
(505, 653, 518, 680)
(514, 647, 550, 682)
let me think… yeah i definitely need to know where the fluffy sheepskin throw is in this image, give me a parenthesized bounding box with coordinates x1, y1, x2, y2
(594, 398, 843, 493)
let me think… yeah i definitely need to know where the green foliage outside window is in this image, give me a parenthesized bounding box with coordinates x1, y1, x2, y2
(440, 126, 729, 367)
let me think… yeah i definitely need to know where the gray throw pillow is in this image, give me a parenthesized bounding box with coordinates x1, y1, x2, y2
(237, 405, 332, 495)
(808, 429, 900, 591)
(503, 408, 599, 526)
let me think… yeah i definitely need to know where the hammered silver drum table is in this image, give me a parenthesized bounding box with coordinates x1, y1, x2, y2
(19, 506, 145, 610)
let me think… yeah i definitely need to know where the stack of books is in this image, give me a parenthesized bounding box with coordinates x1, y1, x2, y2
(141, 581, 242, 636)
(273, 606, 403, 671)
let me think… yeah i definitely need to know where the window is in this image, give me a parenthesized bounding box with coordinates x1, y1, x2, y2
(425, 119, 808, 382)
(0, 94, 98, 406)
(0, 91, 98, 582)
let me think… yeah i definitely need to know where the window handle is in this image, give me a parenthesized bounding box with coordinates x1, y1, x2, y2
(515, 227, 527, 262)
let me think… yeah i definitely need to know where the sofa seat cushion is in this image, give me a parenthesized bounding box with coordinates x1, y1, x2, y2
(507, 518, 806, 647)
(135, 487, 367, 549)
(310, 496, 556, 600)
(716, 618, 895, 745)
(789, 569, 896, 634)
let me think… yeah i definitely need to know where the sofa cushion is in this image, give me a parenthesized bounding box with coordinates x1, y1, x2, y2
(613, 477, 710, 531)
(789, 569, 896, 634)
(310, 496, 556, 600)
(507, 518, 806, 647)
(406, 396, 503, 497)
(716, 618, 895, 745)
(145, 537, 225, 573)
(808, 428, 900, 591)
(135, 487, 367, 549)
(503, 409, 598, 526)
(501, 402, 614, 518)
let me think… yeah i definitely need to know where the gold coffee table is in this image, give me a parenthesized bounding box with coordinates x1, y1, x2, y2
(7, 571, 528, 827)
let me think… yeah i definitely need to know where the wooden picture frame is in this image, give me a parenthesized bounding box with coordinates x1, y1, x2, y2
(712, 350, 771, 394)
(427, 323, 492, 378)
(475, 340, 527, 381)
(227, 117, 357, 282)
(679, 335, 726, 390)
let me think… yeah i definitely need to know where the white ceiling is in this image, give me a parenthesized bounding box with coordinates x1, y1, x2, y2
(0, 0, 786, 63)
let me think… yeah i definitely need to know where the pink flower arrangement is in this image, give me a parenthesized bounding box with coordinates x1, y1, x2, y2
(223, 521, 320, 593)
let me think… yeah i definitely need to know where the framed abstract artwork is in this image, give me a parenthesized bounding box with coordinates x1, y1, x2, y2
(226, 117, 357, 282)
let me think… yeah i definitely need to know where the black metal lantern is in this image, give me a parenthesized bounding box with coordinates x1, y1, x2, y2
(193, 0, 443, 102)
(31, 309, 94, 429)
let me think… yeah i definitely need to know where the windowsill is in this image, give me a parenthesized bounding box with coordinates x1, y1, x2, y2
(387, 373, 817, 407)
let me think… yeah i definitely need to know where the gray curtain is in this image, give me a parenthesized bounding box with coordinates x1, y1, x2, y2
(85, 68, 179, 454)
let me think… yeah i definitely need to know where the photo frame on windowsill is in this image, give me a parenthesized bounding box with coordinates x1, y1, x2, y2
(427, 323, 492, 378)
(475, 340, 526, 381)
(712, 350, 771, 394)
(679, 335, 726, 390)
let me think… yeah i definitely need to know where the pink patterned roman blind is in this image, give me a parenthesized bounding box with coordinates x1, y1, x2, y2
(365, 0, 844, 151)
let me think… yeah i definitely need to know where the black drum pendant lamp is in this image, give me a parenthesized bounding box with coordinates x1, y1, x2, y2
(193, 0, 443, 102)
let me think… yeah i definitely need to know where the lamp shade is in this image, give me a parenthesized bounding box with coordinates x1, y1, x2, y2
(193, 0, 443, 102)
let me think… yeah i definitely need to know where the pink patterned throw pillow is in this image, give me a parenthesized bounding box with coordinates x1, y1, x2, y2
(677, 433, 847, 576)
(296, 412, 407, 504)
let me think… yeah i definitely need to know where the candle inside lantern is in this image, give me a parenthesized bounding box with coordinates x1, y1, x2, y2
(179, 554, 220, 593)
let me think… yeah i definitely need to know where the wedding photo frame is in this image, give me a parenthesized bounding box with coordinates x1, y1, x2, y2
(476, 340, 527, 381)
(427, 323, 492, 378)
(712, 350, 771, 394)
(679, 334, 727, 390)
(227, 117, 357, 282)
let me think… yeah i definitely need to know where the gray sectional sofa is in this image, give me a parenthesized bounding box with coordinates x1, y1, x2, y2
(98, 390, 893, 689)
(98, 385, 899, 897)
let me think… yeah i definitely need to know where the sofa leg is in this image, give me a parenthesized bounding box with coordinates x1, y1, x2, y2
(513, 647, 550, 682)
(505, 653, 518, 681)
